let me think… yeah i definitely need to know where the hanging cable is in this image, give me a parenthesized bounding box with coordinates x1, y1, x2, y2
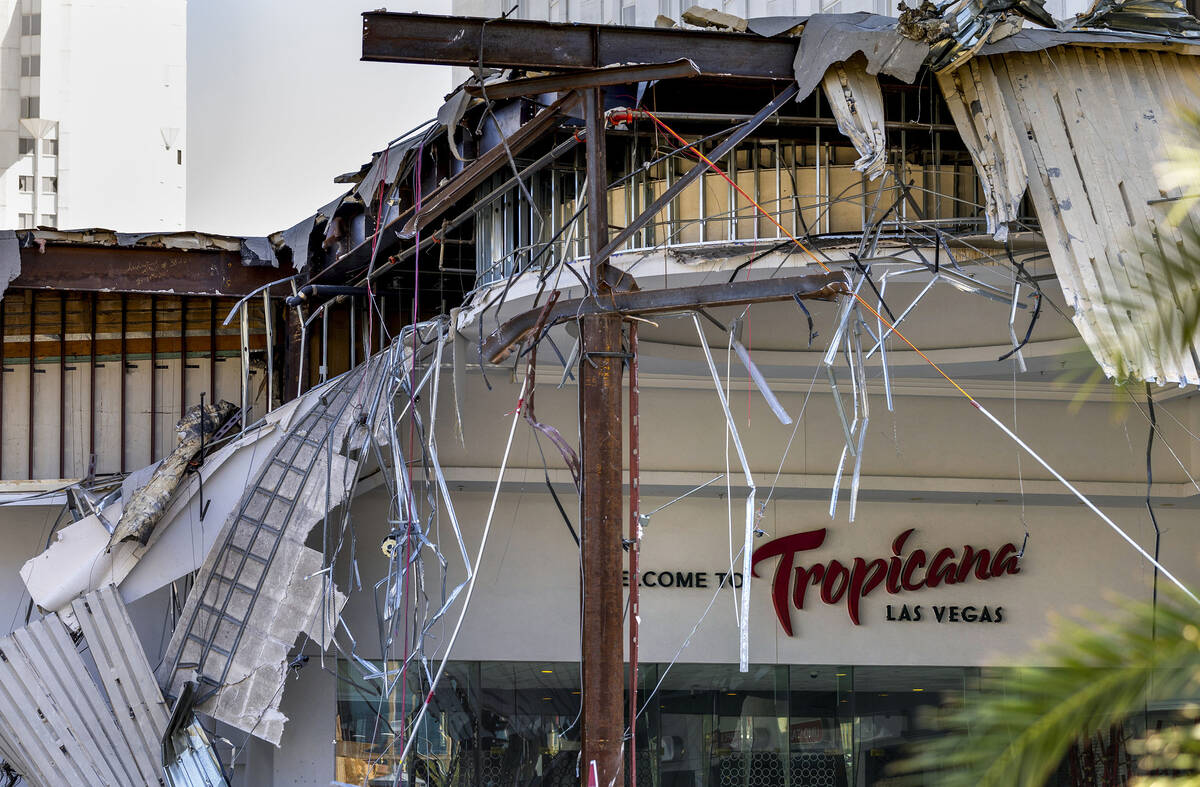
(636, 106, 1200, 605)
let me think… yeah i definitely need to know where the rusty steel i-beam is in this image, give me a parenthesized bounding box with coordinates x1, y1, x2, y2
(579, 85, 625, 787)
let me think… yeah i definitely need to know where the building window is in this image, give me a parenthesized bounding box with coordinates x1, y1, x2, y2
(40, 215, 56, 228)
(20, 97, 39, 118)
(21, 56, 39, 77)
(21, 13, 40, 36)
(18, 138, 35, 155)
(42, 139, 57, 156)
(41, 177, 56, 194)
(17, 214, 34, 230)
(18, 176, 34, 193)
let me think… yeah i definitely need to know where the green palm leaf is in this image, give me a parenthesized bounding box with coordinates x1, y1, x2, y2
(897, 591, 1200, 786)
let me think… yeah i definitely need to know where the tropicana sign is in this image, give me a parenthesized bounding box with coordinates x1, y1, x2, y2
(750, 527, 1022, 635)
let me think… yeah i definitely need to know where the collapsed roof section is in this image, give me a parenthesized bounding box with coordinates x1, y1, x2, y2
(342, 2, 1200, 384)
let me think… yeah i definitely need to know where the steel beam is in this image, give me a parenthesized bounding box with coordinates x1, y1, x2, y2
(482, 270, 848, 363)
(362, 12, 797, 80)
(464, 58, 700, 100)
(12, 245, 290, 297)
(579, 85, 624, 787)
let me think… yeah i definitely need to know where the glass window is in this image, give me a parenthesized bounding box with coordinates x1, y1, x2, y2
(40, 215, 55, 228)
(21, 56, 39, 77)
(21, 97, 39, 119)
(335, 660, 482, 787)
(18, 137, 35, 155)
(42, 139, 57, 156)
(21, 13, 41, 35)
(330, 661, 998, 786)
(477, 662, 581, 785)
(18, 176, 33, 193)
(17, 214, 34, 230)
(41, 177, 56, 194)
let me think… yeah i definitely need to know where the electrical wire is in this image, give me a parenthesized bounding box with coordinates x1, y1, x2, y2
(639, 106, 1200, 605)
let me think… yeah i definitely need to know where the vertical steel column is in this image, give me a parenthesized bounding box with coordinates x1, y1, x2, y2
(58, 291, 66, 478)
(209, 299, 218, 402)
(27, 292, 36, 479)
(579, 85, 624, 787)
(262, 291, 274, 410)
(120, 293, 127, 473)
(627, 321, 641, 786)
(239, 303, 251, 423)
(180, 295, 188, 420)
(88, 293, 96, 472)
(150, 294, 158, 462)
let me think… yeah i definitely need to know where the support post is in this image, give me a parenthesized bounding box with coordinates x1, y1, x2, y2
(579, 86, 624, 787)
(628, 321, 641, 785)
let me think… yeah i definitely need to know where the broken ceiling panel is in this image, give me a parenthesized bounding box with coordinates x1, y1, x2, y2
(20, 400, 289, 619)
(937, 59, 1029, 241)
(157, 360, 380, 744)
(942, 46, 1200, 384)
(0, 586, 169, 787)
(821, 58, 889, 181)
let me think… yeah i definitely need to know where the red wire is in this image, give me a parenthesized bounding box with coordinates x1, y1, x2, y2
(637, 107, 979, 405)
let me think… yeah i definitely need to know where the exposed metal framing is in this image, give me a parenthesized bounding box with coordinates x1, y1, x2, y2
(89, 292, 97, 471)
(58, 291, 66, 478)
(27, 291, 35, 480)
(120, 293, 128, 474)
(181, 295, 188, 422)
(150, 294, 158, 463)
(209, 299, 217, 403)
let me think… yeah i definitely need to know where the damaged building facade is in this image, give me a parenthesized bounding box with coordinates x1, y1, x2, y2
(2, 1, 1200, 785)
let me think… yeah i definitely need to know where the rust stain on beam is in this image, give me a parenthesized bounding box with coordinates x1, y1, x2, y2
(12, 246, 289, 296)
(361, 11, 798, 80)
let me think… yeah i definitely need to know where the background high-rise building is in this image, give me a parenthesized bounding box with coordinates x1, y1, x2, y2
(0, 0, 186, 231)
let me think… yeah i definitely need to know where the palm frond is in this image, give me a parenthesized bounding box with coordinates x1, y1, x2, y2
(896, 590, 1200, 787)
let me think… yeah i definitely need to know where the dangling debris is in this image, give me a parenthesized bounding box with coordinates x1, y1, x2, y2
(0, 586, 172, 787)
(109, 400, 238, 547)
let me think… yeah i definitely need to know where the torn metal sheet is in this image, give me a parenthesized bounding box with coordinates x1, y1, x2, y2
(269, 192, 347, 272)
(941, 47, 1200, 384)
(792, 13, 929, 100)
(0, 230, 19, 302)
(1076, 0, 1200, 35)
(238, 237, 277, 267)
(437, 88, 472, 164)
(355, 133, 427, 202)
(110, 400, 238, 547)
(976, 27, 1200, 56)
(746, 15, 808, 37)
(0, 586, 169, 787)
(937, 59, 1028, 241)
(922, 0, 1056, 71)
(820, 58, 889, 181)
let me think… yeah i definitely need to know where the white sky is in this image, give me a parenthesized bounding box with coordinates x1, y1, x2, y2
(186, 0, 453, 237)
